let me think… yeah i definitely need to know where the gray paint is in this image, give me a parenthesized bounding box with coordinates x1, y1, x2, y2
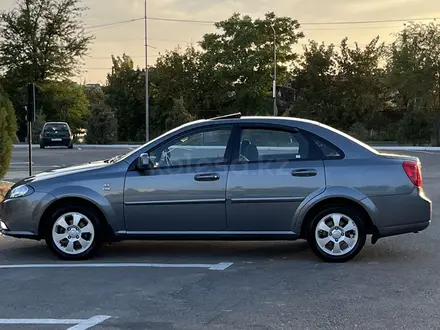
(0, 116, 432, 242)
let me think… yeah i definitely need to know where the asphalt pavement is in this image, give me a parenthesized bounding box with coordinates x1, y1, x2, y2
(1, 147, 440, 329)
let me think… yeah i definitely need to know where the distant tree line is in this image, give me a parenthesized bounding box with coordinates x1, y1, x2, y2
(1, 0, 440, 152)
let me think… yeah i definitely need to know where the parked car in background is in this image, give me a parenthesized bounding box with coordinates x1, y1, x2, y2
(0, 114, 432, 262)
(39, 122, 74, 149)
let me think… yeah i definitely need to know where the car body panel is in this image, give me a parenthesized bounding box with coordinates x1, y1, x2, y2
(123, 164, 230, 231)
(0, 192, 55, 236)
(226, 160, 325, 231)
(324, 158, 415, 197)
(0, 116, 432, 246)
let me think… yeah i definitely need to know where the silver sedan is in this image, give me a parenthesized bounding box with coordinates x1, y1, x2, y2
(0, 113, 432, 262)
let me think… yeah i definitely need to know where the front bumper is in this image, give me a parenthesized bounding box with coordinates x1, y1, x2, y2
(0, 192, 56, 239)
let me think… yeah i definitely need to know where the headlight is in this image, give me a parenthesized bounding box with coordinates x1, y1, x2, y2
(9, 185, 34, 198)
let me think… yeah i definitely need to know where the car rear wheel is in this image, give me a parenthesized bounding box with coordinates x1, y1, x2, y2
(40, 143, 45, 149)
(307, 206, 366, 263)
(44, 205, 103, 260)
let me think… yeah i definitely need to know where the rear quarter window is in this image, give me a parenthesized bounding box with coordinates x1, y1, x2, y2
(309, 134, 344, 159)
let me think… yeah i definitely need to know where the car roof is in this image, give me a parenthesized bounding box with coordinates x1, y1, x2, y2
(44, 122, 70, 127)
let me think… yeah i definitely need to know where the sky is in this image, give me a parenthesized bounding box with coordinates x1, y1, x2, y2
(2, 0, 440, 83)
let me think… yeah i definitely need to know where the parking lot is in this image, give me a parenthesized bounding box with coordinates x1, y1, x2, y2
(1, 147, 440, 329)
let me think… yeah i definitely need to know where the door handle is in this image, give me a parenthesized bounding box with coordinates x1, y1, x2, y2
(194, 173, 220, 181)
(291, 169, 317, 177)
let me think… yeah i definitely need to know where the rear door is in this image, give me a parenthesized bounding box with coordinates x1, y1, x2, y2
(226, 124, 326, 232)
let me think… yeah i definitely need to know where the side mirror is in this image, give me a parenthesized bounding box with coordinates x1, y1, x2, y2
(137, 153, 151, 170)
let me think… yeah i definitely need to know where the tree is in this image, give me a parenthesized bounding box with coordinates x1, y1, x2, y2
(0, 85, 17, 179)
(387, 22, 440, 144)
(105, 54, 145, 142)
(84, 86, 117, 144)
(0, 0, 92, 82)
(39, 80, 90, 130)
(291, 37, 387, 137)
(149, 46, 203, 135)
(198, 12, 304, 116)
(0, 0, 93, 140)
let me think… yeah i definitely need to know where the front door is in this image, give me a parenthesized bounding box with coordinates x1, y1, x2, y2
(124, 125, 234, 232)
(226, 125, 326, 232)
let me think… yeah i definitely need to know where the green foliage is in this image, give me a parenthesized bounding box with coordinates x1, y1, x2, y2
(0, 0, 93, 141)
(31, 110, 47, 143)
(0, 0, 93, 83)
(199, 12, 304, 116)
(105, 54, 145, 142)
(292, 37, 387, 132)
(84, 87, 118, 144)
(39, 80, 90, 129)
(398, 109, 433, 145)
(387, 22, 440, 144)
(0, 86, 17, 178)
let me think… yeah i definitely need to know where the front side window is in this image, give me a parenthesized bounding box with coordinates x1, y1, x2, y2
(149, 126, 232, 168)
(238, 128, 316, 163)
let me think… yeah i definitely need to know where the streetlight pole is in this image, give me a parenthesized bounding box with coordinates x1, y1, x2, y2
(271, 24, 278, 116)
(144, 0, 149, 142)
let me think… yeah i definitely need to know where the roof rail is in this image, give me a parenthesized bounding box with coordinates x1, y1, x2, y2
(210, 112, 242, 120)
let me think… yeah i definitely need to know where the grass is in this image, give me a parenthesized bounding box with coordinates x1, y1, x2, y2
(0, 181, 12, 202)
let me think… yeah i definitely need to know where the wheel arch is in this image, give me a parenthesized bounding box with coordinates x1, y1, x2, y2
(38, 196, 115, 242)
(293, 187, 379, 239)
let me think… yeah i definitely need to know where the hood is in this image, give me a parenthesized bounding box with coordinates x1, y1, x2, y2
(19, 161, 109, 185)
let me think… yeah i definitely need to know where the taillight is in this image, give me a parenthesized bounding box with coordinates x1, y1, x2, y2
(42, 132, 46, 137)
(403, 160, 423, 187)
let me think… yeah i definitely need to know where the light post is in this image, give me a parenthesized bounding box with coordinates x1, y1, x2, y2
(144, 0, 149, 142)
(270, 24, 278, 116)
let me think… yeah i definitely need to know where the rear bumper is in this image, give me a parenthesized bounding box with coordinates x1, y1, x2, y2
(369, 188, 432, 239)
(377, 221, 430, 239)
(40, 137, 72, 146)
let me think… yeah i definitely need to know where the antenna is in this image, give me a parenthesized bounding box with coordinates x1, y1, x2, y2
(210, 112, 242, 120)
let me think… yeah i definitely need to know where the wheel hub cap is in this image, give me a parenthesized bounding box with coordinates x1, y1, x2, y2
(52, 212, 95, 255)
(315, 213, 359, 256)
(331, 229, 342, 239)
(67, 227, 80, 238)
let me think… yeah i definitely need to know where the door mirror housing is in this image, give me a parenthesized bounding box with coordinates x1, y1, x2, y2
(137, 153, 152, 170)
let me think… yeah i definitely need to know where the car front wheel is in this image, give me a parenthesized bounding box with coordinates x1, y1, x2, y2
(45, 205, 103, 260)
(307, 206, 366, 263)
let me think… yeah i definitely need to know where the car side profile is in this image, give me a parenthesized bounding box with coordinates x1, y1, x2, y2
(0, 114, 432, 262)
(39, 122, 74, 149)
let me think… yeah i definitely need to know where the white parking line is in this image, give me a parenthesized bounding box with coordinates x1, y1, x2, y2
(0, 315, 111, 330)
(0, 262, 234, 271)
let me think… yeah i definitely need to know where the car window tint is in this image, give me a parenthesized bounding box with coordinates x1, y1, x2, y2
(150, 127, 232, 168)
(239, 128, 312, 162)
(310, 135, 342, 159)
(45, 124, 69, 131)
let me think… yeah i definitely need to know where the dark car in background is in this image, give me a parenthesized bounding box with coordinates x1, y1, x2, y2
(39, 122, 74, 149)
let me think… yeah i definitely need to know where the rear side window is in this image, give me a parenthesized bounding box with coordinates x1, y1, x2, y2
(238, 128, 319, 162)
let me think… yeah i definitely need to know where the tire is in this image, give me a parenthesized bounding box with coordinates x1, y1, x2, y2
(40, 143, 45, 149)
(44, 204, 104, 260)
(306, 206, 366, 263)
(68, 144, 73, 149)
